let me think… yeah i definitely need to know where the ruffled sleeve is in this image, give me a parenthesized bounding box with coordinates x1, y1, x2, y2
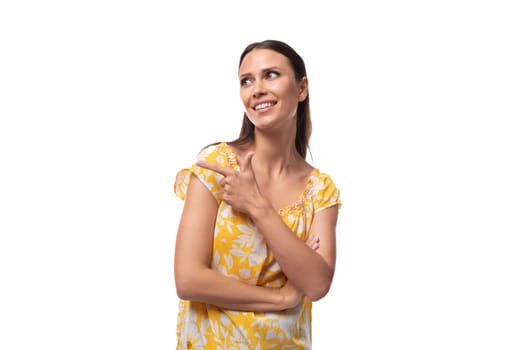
(312, 172, 342, 213)
(174, 143, 231, 204)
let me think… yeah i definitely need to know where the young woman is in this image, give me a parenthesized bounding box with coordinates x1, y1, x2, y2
(174, 39, 341, 349)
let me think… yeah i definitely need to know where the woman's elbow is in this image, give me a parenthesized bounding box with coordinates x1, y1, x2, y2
(306, 281, 332, 302)
(305, 268, 334, 301)
(175, 276, 189, 300)
(175, 270, 199, 300)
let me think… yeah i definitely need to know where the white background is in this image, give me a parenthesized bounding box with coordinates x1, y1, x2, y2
(1, 1, 524, 349)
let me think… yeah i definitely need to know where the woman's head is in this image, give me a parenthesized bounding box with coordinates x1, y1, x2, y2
(232, 40, 311, 159)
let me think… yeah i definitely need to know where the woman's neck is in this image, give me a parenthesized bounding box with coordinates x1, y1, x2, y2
(250, 133, 303, 178)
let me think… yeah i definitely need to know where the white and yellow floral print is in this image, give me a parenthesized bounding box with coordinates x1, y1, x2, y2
(175, 142, 341, 350)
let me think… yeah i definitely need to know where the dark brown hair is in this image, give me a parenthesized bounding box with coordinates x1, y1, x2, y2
(228, 39, 312, 159)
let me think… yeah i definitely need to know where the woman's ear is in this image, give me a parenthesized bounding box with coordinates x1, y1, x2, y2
(298, 76, 309, 102)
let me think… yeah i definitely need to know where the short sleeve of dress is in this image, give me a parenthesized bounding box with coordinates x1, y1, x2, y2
(174, 143, 230, 204)
(313, 172, 342, 213)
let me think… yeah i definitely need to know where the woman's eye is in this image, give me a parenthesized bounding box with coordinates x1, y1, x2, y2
(267, 71, 279, 79)
(240, 78, 252, 86)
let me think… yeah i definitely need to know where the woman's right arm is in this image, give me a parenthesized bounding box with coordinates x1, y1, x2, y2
(174, 174, 299, 312)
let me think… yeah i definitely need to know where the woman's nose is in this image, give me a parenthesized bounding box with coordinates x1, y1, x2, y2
(252, 80, 267, 98)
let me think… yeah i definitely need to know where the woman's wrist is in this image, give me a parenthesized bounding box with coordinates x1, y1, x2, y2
(249, 196, 274, 220)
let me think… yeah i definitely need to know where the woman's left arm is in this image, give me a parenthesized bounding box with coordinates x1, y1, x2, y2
(250, 203, 338, 301)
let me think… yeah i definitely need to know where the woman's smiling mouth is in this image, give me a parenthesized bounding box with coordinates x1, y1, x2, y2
(253, 101, 277, 111)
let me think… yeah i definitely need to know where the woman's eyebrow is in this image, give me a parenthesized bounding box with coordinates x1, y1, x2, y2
(239, 66, 281, 79)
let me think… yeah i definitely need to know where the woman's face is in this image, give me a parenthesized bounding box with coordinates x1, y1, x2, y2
(239, 49, 308, 131)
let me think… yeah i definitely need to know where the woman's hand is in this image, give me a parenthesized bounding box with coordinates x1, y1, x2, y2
(305, 234, 319, 250)
(279, 281, 302, 309)
(197, 152, 267, 215)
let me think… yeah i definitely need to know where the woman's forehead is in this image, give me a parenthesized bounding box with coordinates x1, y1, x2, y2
(239, 49, 291, 74)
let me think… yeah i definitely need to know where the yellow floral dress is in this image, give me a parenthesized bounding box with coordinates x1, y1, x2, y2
(174, 142, 341, 350)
